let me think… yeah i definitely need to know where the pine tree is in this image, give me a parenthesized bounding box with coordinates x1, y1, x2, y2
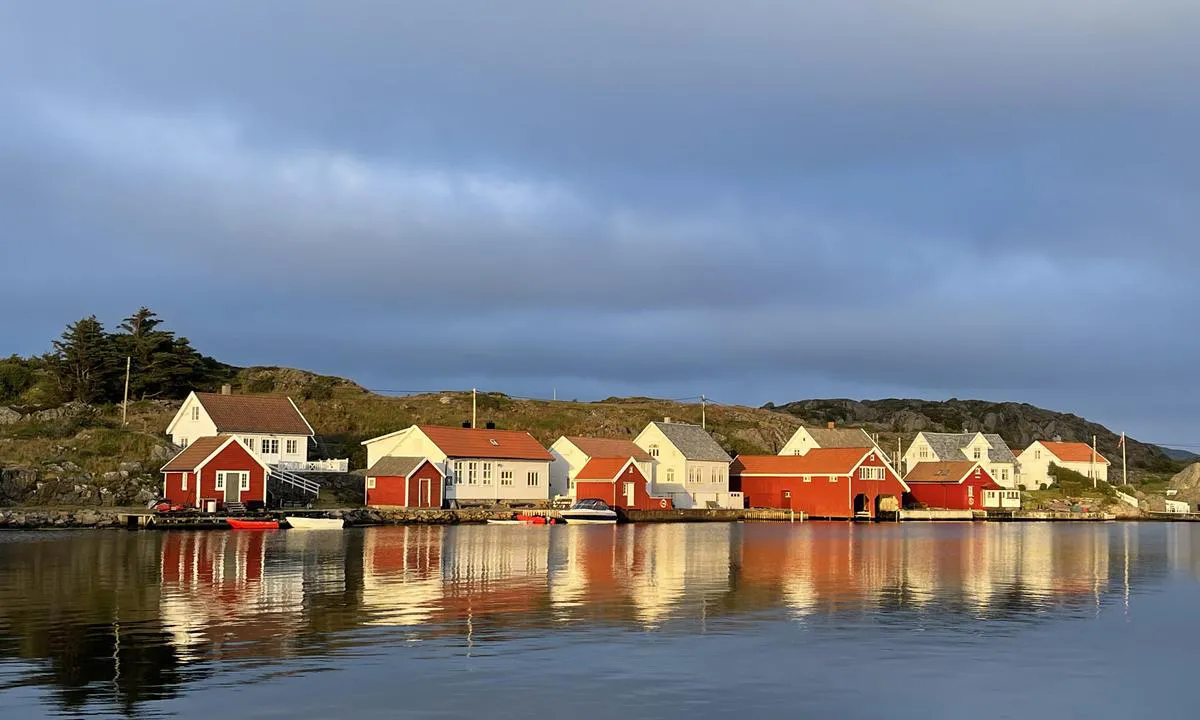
(52, 316, 118, 403)
(111, 307, 223, 399)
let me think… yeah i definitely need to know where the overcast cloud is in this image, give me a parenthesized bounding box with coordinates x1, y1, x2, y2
(1, 1, 1198, 442)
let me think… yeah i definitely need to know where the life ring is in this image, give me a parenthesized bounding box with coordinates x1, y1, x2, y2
(659, 498, 668, 509)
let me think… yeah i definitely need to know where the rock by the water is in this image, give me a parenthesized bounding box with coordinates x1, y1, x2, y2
(1168, 463, 1200, 503)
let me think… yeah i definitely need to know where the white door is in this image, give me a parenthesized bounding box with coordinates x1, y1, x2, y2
(624, 482, 635, 507)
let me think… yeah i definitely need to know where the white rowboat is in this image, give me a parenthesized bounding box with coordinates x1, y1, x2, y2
(285, 516, 345, 529)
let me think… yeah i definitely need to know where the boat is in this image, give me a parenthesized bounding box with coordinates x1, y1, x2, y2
(227, 518, 280, 530)
(487, 515, 555, 525)
(560, 499, 618, 524)
(284, 516, 345, 529)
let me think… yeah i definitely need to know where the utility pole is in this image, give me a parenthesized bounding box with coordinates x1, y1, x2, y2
(121, 356, 131, 426)
(1092, 435, 1098, 489)
(472, 388, 477, 429)
(1121, 432, 1128, 486)
(701, 395, 707, 430)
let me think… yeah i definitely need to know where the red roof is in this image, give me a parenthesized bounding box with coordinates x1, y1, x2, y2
(575, 457, 639, 481)
(195, 393, 313, 436)
(1038, 441, 1110, 465)
(419, 425, 553, 461)
(566, 436, 653, 462)
(731, 448, 870, 476)
(904, 461, 978, 484)
(161, 435, 235, 472)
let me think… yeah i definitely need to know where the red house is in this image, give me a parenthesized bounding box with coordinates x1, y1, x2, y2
(364, 457, 445, 508)
(903, 461, 1000, 510)
(574, 457, 673, 511)
(160, 434, 270, 510)
(731, 447, 908, 519)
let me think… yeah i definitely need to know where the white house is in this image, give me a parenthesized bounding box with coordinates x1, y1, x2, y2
(1018, 441, 1110, 489)
(633, 419, 736, 509)
(549, 436, 654, 499)
(780, 423, 888, 459)
(166, 388, 315, 468)
(361, 424, 553, 506)
(902, 432, 1020, 489)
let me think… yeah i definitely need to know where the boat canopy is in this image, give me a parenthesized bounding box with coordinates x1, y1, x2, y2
(572, 499, 612, 511)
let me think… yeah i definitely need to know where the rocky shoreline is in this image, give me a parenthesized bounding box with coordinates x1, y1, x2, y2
(0, 508, 129, 529)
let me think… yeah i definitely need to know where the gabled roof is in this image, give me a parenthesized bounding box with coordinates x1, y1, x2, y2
(732, 448, 873, 476)
(160, 435, 269, 473)
(802, 427, 878, 449)
(649, 422, 732, 463)
(418, 425, 553, 461)
(192, 392, 314, 436)
(919, 432, 1018, 465)
(904, 461, 979, 484)
(1035, 441, 1111, 465)
(565, 436, 653, 462)
(366, 456, 443, 478)
(576, 457, 642, 482)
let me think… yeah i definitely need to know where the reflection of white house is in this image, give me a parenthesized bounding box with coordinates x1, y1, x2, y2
(166, 388, 316, 468)
(633, 419, 736, 509)
(1018, 441, 1110, 488)
(903, 432, 1019, 488)
(362, 527, 444, 627)
(361, 425, 553, 505)
(549, 436, 654, 499)
(780, 424, 887, 459)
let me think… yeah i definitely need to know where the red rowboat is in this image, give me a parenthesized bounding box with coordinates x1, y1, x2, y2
(227, 518, 280, 530)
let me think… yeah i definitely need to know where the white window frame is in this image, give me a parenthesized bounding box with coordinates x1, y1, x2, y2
(501, 470, 513, 486)
(366, 477, 376, 490)
(527, 471, 539, 487)
(240, 473, 250, 491)
(453, 461, 464, 484)
(468, 462, 477, 485)
(262, 438, 279, 455)
(243, 437, 255, 452)
(665, 468, 675, 484)
(482, 462, 492, 485)
(285, 439, 298, 455)
(859, 466, 885, 481)
(215, 473, 226, 491)
(182, 473, 188, 491)
(180, 437, 189, 448)
(191, 406, 199, 421)
(649, 444, 660, 458)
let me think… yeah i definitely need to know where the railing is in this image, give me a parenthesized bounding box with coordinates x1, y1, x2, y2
(274, 459, 350, 473)
(1115, 490, 1140, 509)
(268, 466, 321, 497)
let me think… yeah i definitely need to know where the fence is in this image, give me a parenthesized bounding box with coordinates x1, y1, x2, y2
(1115, 490, 1140, 509)
(276, 459, 350, 473)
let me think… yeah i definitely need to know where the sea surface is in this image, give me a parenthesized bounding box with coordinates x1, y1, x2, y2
(0, 521, 1197, 718)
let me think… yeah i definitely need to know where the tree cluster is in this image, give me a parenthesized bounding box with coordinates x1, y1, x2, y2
(1, 308, 230, 406)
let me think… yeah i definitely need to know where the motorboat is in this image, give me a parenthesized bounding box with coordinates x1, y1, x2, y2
(560, 499, 618, 524)
(285, 516, 345, 529)
(487, 515, 555, 525)
(227, 518, 280, 530)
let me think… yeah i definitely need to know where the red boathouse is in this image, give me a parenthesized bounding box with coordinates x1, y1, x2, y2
(903, 461, 1000, 511)
(731, 447, 908, 519)
(160, 434, 270, 510)
(574, 457, 673, 510)
(364, 457, 445, 508)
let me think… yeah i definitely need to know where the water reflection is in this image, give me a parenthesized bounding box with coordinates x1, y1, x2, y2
(0, 522, 1191, 716)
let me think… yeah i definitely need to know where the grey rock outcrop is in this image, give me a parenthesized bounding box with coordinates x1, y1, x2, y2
(0, 406, 22, 425)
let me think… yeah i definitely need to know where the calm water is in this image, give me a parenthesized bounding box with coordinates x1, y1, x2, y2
(1, 522, 1198, 718)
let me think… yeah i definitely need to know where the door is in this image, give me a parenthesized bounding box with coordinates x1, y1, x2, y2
(624, 482, 635, 507)
(420, 478, 431, 507)
(781, 490, 792, 509)
(225, 472, 240, 503)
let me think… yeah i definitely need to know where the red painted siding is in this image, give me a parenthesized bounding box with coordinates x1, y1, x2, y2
(735, 453, 905, 519)
(906, 466, 1000, 510)
(367, 461, 444, 508)
(162, 471, 195, 507)
(575, 464, 671, 510)
(194, 441, 266, 509)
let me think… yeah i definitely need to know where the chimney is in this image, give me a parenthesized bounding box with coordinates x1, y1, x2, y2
(827, 421, 835, 430)
(486, 421, 496, 430)
(663, 417, 672, 424)
(221, 384, 232, 396)
(462, 421, 472, 429)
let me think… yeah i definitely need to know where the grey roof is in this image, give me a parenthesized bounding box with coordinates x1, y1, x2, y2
(366, 456, 435, 478)
(920, 432, 1018, 464)
(652, 422, 732, 462)
(806, 427, 878, 449)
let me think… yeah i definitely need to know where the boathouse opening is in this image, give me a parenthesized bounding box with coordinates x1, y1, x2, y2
(853, 493, 871, 517)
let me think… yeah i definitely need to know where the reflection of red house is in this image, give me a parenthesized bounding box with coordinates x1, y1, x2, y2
(731, 448, 908, 518)
(575, 458, 673, 510)
(904, 461, 999, 510)
(364, 457, 444, 508)
(160, 435, 270, 510)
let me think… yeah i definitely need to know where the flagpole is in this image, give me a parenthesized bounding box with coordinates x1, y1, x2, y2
(1121, 432, 1127, 486)
(1091, 435, 1098, 489)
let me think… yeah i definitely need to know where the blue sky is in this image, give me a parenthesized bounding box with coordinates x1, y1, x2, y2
(1, 2, 1197, 443)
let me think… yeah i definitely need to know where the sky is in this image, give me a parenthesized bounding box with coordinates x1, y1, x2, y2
(1, 1, 1198, 443)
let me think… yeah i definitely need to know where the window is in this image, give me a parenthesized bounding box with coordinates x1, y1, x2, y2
(243, 437, 255, 452)
(919, 447, 928, 459)
(793, 449, 802, 456)
(688, 467, 702, 484)
(366, 477, 376, 489)
(482, 462, 492, 485)
(802, 475, 812, 483)
(527, 471, 539, 486)
(191, 406, 199, 421)
(215, 473, 226, 491)
(182, 473, 188, 491)
(859, 466, 885, 481)
(454, 461, 464, 484)
(665, 468, 675, 484)
(973, 447, 982, 460)
(240, 473, 250, 491)
(179, 438, 189, 448)
(649, 444, 660, 458)
(1034, 450, 1042, 460)
(262, 439, 279, 454)
(711, 467, 724, 483)
(285, 439, 298, 455)
(501, 471, 513, 486)
(467, 462, 477, 485)
(968, 486, 975, 500)
(829, 476, 839, 483)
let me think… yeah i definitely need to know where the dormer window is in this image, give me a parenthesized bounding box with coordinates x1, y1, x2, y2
(973, 448, 981, 460)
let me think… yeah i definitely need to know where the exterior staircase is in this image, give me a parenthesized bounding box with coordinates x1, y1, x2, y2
(223, 501, 245, 515)
(267, 466, 321, 508)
